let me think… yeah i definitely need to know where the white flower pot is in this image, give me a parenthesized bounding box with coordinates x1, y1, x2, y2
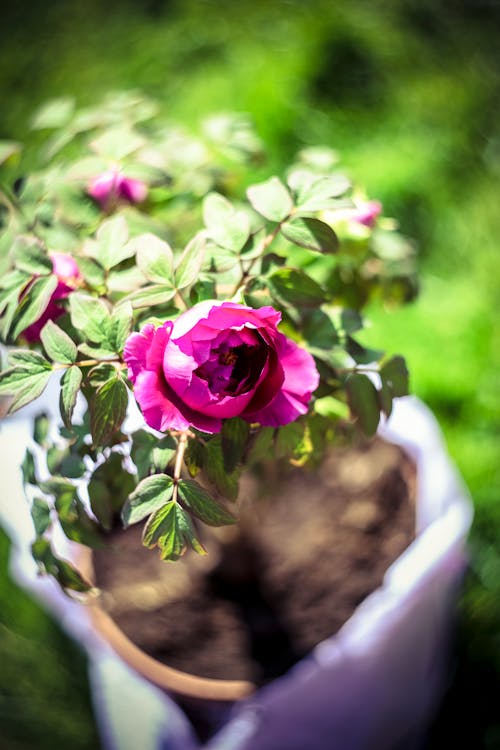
(0, 393, 472, 750)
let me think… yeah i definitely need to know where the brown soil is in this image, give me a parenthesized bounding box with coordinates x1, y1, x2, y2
(93, 438, 416, 687)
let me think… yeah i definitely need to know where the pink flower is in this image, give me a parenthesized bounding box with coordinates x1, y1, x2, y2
(88, 170, 147, 210)
(23, 252, 82, 342)
(331, 200, 382, 228)
(124, 300, 319, 434)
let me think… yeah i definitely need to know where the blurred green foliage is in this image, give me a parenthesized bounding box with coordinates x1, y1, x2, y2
(1, 0, 499, 746)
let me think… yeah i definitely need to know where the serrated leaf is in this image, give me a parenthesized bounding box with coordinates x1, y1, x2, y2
(281, 217, 339, 254)
(175, 233, 206, 290)
(11, 275, 59, 340)
(134, 233, 175, 284)
(177, 479, 236, 526)
(59, 365, 82, 429)
(95, 215, 131, 270)
(123, 284, 177, 309)
(69, 293, 111, 345)
(12, 236, 53, 275)
(203, 192, 250, 252)
(41, 320, 77, 363)
(31, 497, 51, 536)
(221, 418, 250, 473)
(142, 501, 206, 561)
(247, 177, 293, 222)
(122, 473, 174, 527)
(90, 376, 128, 446)
(296, 175, 351, 211)
(380, 356, 409, 398)
(346, 373, 380, 437)
(269, 267, 325, 307)
(31, 97, 75, 129)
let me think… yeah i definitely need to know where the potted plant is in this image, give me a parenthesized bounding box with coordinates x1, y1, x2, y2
(0, 92, 472, 749)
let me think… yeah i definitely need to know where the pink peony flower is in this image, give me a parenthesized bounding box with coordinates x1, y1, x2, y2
(124, 300, 319, 434)
(87, 170, 148, 210)
(23, 252, 82, 342)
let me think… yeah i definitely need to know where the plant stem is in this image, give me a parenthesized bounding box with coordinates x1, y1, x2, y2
(230, 220, 285, 297)
(172, 431, 189, 502)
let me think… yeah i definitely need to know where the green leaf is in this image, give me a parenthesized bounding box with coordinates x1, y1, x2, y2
(31, 497, 51, 536)
(203, 192, 250, 252)
(95, 215, 131, 270)
(314, 395, 350, 420)
(0, 140, 21, 165)
(33, 413, 50, 445)
(69, 293, 111, 345)
(345, 373, 380, 437)
(247, 176, 293, 222)
(175, 233, 206, 290)
(380, 356, 410, 398)
(133, 233, 175, 284)
(124, 283, 177, 309)
(0, 367, 52, 413)
(221, 418, 250, 473)
(31, 538, 92, 593)
(8, 349, 51, 370)
(142, 501, 206, 561)
(31, 97, 75, 129)
(77, 257, 106, 289)
(378, 381, 393, 418)
(281, 217, 339, 254)
(22, 448, 37, 485)
(41, 320, 77, 363)
(89, 453, 136, 530)
(269, 267, 325, 307)
(90, 125, 145, 161)
(122, 474, 174, 527)
(12, 236, 53, 275)
(295, 175, 351, 211)
(45, 480, 101, 548)
(11, 275, 59, 340)
(90, 376, 128, 447)
(177, 479, 236, 526)
(205, 437, 240, 501)
(108, 302, 133, 353)
(131, 429, 158, 479)
(59, 365, 82, 429)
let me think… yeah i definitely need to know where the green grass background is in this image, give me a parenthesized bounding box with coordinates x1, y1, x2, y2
(1, 0, 500, 746)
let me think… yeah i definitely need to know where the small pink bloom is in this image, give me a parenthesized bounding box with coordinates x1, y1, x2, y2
(124, 301, 319, 434)
(353, 200, 382, 227)
(88, 170, 147, 210)
(23, 252, 82, 342)
(331, 200, 382, 228)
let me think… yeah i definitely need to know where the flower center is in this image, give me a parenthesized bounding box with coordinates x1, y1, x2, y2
(195, 338, 267, 397)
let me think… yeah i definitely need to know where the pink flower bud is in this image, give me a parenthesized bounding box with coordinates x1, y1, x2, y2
(88, 170, 147, 210)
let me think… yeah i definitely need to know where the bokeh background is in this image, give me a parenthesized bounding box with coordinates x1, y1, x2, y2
(1, 0, 499, 747)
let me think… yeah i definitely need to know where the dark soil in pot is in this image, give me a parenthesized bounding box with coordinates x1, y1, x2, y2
(93, 437, 416, 692)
